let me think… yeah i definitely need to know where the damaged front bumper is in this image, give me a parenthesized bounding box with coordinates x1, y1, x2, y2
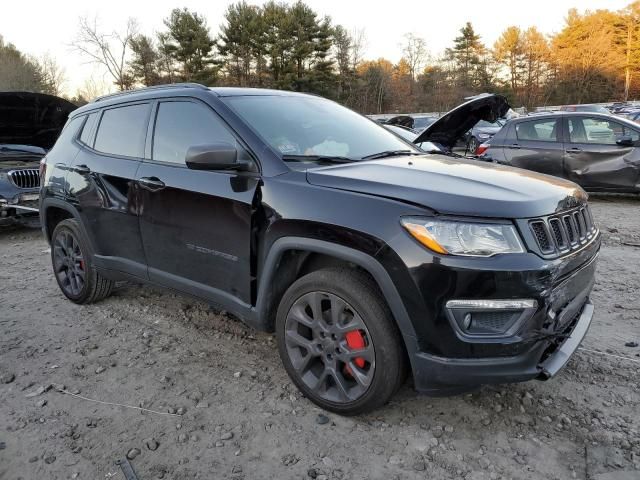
(411, 297, 594, 394)
(0, 191, 40, 225)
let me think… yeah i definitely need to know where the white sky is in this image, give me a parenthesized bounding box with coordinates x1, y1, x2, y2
(1, 0, 632, 95)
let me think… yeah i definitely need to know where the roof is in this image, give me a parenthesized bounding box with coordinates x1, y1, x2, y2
(70, 83, 314, 117)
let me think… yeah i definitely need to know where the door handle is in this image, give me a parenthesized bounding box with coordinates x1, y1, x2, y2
(138, 176, 166, 192)
(508, 144, 521, 149)
(73, 164, 91, 174)
(566, 147, 582, 153)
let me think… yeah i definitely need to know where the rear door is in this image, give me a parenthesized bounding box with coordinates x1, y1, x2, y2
(563, 116, 640, 190)
(502, 117, 565, 178)
(67, 103, 150, 278)
(136, 98, 259, 307)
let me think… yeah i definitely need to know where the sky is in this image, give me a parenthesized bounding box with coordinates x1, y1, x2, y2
(0, 0, 632, 95)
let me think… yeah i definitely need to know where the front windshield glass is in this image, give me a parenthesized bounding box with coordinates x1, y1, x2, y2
(477, 120, 503, 128)
(223, 95, 419, 160)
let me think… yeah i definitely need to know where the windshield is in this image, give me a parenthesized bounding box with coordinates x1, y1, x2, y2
(412, 116, 437, 130)
(223, 95, 419, 160)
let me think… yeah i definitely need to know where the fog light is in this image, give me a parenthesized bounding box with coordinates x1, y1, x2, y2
(445, 299, 538, 339)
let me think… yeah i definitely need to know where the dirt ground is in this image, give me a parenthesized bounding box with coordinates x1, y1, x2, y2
(1, 195, 639, 480)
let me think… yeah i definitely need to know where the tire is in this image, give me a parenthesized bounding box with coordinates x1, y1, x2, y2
(276, 267, 407, 415)
(468, 136, 479, 154)
(50, 218, 114, 304)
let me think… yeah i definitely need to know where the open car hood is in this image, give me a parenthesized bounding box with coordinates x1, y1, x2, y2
(0, 92, 77, 150)
(414, 93, 509, 148)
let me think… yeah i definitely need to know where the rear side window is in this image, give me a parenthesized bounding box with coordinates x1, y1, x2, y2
(152, 101, 237, 164)
(94, 104, 150, 157)
(79, 112, 99, 146)
(515, 119, 558, 142)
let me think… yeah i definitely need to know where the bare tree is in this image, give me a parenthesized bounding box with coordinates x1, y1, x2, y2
(72, 16, 138, 91)
(350, 28, 367, 71)
(75, 75, 110, 102)
(38, 53, 66, 96)
(402, 33, 428, 82)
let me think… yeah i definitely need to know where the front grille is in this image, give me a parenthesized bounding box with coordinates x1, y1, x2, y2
(528, 205, 597, 257)
(9, 169, 40, 189)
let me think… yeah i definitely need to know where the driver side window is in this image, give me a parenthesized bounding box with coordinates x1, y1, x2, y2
(152, 100, 238, 164)
(568, 117, 639, 145)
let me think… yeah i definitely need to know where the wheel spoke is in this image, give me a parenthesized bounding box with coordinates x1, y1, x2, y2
(288, 303, 316, 328)
(306, 292, 324, 323)
(346, 361, 373, 389)
(329, 295, 347, 326)
(339, 344, 374, 363)
(331, 370, 352, 401)
(285, 329, 314, 350)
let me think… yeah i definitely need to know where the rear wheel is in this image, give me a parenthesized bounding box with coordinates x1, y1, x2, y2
(276, 268, 406, 415)
(51, 219, 113, 304)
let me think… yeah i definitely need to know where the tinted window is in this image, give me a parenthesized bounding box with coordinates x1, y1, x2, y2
(94, 104, 149, 157)
(568, 117, 638, 144)
(515, 119, 557, 142)
(79, 112, 99, 146)
(152, 101, 237, 164)
(223, 95, 418, 160)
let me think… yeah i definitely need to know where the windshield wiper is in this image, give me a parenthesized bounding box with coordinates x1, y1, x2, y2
(282, 154, 356, 164)
(361, 150, 422, 160)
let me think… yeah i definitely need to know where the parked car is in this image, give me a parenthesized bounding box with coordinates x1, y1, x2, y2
(465, 119, 505, 154)
(41, 84, 599, 415)
(482, 111, 640, 193)
(560, 104, 610, 114)
(0, 92, 76, 226)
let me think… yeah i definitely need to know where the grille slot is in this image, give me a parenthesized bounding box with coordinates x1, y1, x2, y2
(549, 218, 565, 248)
(9, 169, 40, 189)
(528, 205, 597, 257)
(530, 221, 552, 252)
(470, 311, 520, 334)
(563, 215, 576, 244)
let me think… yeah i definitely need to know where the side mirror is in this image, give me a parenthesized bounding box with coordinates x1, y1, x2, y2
(616, 135, 634, 147)
(185, 142, 252, 171)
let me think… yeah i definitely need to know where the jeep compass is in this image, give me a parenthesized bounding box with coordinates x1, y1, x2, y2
(40, 84, 599, 415)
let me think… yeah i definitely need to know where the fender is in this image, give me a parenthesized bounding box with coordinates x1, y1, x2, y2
(40, 197, 93, 248)
(254, 236, 419, 348)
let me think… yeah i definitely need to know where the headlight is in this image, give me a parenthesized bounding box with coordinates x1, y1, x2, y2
(401, 217, 525, 257)
(477, 133, 492, 139)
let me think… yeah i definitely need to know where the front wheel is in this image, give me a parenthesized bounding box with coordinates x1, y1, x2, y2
(467, 136, 479, 154)
(276, 268, 407, 415)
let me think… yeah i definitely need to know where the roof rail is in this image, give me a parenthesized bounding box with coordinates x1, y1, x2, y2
(92, 83, 209, 103)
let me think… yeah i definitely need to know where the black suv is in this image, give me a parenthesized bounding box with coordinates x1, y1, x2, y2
(40, 84, 600, 415)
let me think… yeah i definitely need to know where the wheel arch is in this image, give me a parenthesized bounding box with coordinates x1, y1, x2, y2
(41, 199, 92, 249)
(255, 237, 418, 346)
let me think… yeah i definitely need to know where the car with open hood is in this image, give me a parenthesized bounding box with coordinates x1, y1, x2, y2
(0, 91, 76, 226)
(40, 84, 599, 415)
(413, 93, 510, 153)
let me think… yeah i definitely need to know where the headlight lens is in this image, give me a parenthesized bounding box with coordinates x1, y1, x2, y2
(401, 217, 525, 256)
(477, 133, 492, 139)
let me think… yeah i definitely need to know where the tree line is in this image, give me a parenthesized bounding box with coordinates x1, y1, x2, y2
(3, 1, 640, 113)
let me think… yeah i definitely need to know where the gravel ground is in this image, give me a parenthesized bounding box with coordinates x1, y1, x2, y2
(1, 195, 639, 480)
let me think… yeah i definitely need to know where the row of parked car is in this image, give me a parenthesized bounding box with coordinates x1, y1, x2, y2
(376, 97, 640, 194)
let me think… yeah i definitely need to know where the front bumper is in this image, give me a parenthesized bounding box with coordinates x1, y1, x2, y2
(411, 298, 593, 393)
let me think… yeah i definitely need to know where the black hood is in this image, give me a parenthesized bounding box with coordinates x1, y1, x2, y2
(0, 92, 77, 150)
(306, 155, 587, 218)
(414, 94, 510, 148)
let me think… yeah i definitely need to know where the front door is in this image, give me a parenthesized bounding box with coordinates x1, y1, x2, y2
(563, 116, 640, 190)
(504, 117, 565, 178)
(136, 99, 259, 307)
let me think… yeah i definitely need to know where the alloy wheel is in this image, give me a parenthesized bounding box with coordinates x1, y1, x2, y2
(52, 230, 86, 296)
(284, 291, 375, 403)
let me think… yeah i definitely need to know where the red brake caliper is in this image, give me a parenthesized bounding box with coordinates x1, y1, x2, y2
(343, 330, 366, 377)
